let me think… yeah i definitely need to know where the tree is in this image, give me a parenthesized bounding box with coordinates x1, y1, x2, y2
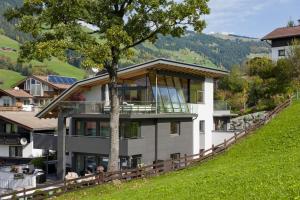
(287, 20, 295, 27)
(5, 0, 210, 172)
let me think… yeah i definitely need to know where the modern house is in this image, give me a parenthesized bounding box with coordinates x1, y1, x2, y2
(15, 75, 77, 106)
(0, 88, 33, 111)
(35, 59, 229, 179)
(262, 23, 300, 61)
(0, 111, 58, 166)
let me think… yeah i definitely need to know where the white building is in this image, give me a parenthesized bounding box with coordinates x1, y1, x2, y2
(262, 24, 300, 61)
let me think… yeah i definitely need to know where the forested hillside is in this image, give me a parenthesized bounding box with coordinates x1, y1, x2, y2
(0, 0, 270, 79)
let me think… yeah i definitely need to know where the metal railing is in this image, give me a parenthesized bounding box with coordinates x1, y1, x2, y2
(59, 101, 191, 115)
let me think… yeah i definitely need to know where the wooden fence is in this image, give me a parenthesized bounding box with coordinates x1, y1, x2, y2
(0, 98, 292, 200)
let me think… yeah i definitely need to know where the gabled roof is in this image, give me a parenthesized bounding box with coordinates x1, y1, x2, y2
(262, 25, 300, 40)
(0, 112, 58, 131)
(36, 58, 228, 119)
(15, 75, 75, 90)
(0, 89, 33, 98)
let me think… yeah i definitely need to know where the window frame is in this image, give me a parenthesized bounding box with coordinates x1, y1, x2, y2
(9, 146, 23, 157)
(170, 121, 180, 136)
(278, 49, 286, 57)
(199, 120, 205, 134)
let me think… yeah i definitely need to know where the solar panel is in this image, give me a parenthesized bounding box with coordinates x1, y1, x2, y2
(48, 75, 77, 85)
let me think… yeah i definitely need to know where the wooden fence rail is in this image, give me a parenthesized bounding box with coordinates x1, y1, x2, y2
(0, 98, 292, 200)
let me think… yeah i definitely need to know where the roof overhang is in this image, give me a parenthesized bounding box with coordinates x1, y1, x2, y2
(36, 59, 229, 119)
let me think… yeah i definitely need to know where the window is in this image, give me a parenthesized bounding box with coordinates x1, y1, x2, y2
(9, 146, 22, 157)
(131, 154, 142, 168)
(120, 121, 141, 139)
(278, 49, 286, 57)
(190, 79, 204, 103)
(99, 121, 110, 138)
(170, 122, 180, 135)
(199, 120, 205, 134)
(75, 120, 97, 136)
(170, 153, 180, 160)
(3, 99, 10, 107)
(5, 123, 17, 134)
(23, 100, 30, 105)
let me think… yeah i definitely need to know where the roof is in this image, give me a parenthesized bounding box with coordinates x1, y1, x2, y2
(37, 58, 229, 118)
(15, 75, 75, 90)
(0, 112, 58, 131)
(262, 25, 300, 40)
(0, 89, 32, 98)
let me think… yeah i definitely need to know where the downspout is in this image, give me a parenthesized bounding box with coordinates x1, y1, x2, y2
(155, 71, 158, 114)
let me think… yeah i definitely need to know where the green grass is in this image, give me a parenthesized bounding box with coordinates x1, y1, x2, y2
(58, 101, 300, 200)
(0, 34, 86, 80)
(0, 69, 24, 89)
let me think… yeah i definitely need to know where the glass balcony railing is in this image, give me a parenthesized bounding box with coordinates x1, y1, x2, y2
(214, 100, 230, 111)
(60, 101, 192, 115)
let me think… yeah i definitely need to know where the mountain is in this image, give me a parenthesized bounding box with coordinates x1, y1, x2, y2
(0, 0, 270, 89)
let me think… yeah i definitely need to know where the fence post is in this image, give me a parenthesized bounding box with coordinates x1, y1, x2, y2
(234, 132, 237, 140)
(212, 144, 215, 156)
(224, 139, 227, 149)
(184, 154, 187, 167)
(23, 187, 26, 198)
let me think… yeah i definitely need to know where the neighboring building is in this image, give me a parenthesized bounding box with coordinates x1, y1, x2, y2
(262, 24, 300, 61)
(35, 59, 229, 179)
(0, 112, 58, 166)
(15, 75, 77, 106)
(0, 88, 33, 111)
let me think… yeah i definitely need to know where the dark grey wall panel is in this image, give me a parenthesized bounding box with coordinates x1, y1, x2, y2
(33, 133, 57, 150)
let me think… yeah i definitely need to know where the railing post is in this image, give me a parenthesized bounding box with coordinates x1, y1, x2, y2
(212, 144, 215, 155)
(234, 132, 237, 140)
(184, 154, 187, 167)
(224, 139, 227, 149)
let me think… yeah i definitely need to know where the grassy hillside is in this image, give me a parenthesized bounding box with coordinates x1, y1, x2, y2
(59, 101, 300, 200)
(0, 69, 24, 89)
(0, 34, 86, 80)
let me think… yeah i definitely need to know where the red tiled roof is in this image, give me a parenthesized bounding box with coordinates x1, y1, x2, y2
(1, 89, 33, 98)
(262, 26, 300, 40)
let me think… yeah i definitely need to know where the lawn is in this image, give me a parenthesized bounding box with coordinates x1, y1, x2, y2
(0, 69, 24, 89)
(0, 34, 86, 80)
(58, 101, 300, 200)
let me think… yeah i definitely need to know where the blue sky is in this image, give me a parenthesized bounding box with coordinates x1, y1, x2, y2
(203, 0, 300, 38)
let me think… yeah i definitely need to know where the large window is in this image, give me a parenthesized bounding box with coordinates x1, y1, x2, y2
(75, 120, 97, 136)
(3, 99, 10, 107)
(170, 122, 180, 135)
(190, 79, 204, 103)
(9, 146, 22, 157)
(120, 121, 141, 139)
(5, 123, 18, 134)
(99, 121, 110, 138)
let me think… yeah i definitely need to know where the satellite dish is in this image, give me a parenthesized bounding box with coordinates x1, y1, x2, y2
(20, 138, 28, 146)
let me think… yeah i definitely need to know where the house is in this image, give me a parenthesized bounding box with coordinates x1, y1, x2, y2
(15, 75, 77, 106)
(0, 88, 33, 111)
(0, 111, 58, 166)
(262, 22, 300, 61)
(35, 59, 229, 179)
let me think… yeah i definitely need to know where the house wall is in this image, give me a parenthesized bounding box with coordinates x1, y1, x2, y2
(190, 77, 214, 153)
(0, 96, 14, 106)
(22, 133, 43, 158)
(212, 131, 235, 146)
(0, 145, 9, 157)
(82, 85, 102, 102)
(271, 46, 291, 61)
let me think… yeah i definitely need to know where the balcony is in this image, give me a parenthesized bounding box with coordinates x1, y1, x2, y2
(0, 106, 21, 112)
(214, 100, 230, 111)
(0, 133, 30, 145)
(60, 101, 191, 115)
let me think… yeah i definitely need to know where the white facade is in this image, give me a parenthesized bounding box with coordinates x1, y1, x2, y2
(190, 78, 214, 154)
(271, 46, 291, 61)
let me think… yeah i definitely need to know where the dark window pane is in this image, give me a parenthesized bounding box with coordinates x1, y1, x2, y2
(121, 121, 141, 139)
(100, 121, 110, 138)
(190, 79, 204, 103)
(170, 122, 180, 135)
(75, 121, 84, 136)
(85, 121, 97, 136)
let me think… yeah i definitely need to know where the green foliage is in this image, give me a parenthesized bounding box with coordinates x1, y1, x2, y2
(30, 157, 45, 169)
(57, 101, 300, 200)
(0, 69, 24, 89)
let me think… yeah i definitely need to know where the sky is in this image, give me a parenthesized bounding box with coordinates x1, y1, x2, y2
(203, 0, 300, 38)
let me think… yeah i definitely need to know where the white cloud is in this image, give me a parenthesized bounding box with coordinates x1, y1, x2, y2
(203, 0, 291, 34)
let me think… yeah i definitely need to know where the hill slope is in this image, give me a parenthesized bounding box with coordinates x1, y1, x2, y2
(59, 101, 300, 200)
(0, 69, 24, 89)
(0, 34, 86, 81)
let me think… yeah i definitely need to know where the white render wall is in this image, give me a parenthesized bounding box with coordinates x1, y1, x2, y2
(271, 46, 290, 61)
(190, 77, 214, 154)
(23, 133, 43, 157)
(0, 145, 9, 157)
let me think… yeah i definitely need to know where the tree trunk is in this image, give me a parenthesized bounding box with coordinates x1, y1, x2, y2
(107, 62, 120, 172)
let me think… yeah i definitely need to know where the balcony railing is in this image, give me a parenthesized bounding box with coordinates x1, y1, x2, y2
(214, 100, 230, 111)
(59, 101, 191, 115)
(0, 133, 30, 145)
(0, 106, 21, 112)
